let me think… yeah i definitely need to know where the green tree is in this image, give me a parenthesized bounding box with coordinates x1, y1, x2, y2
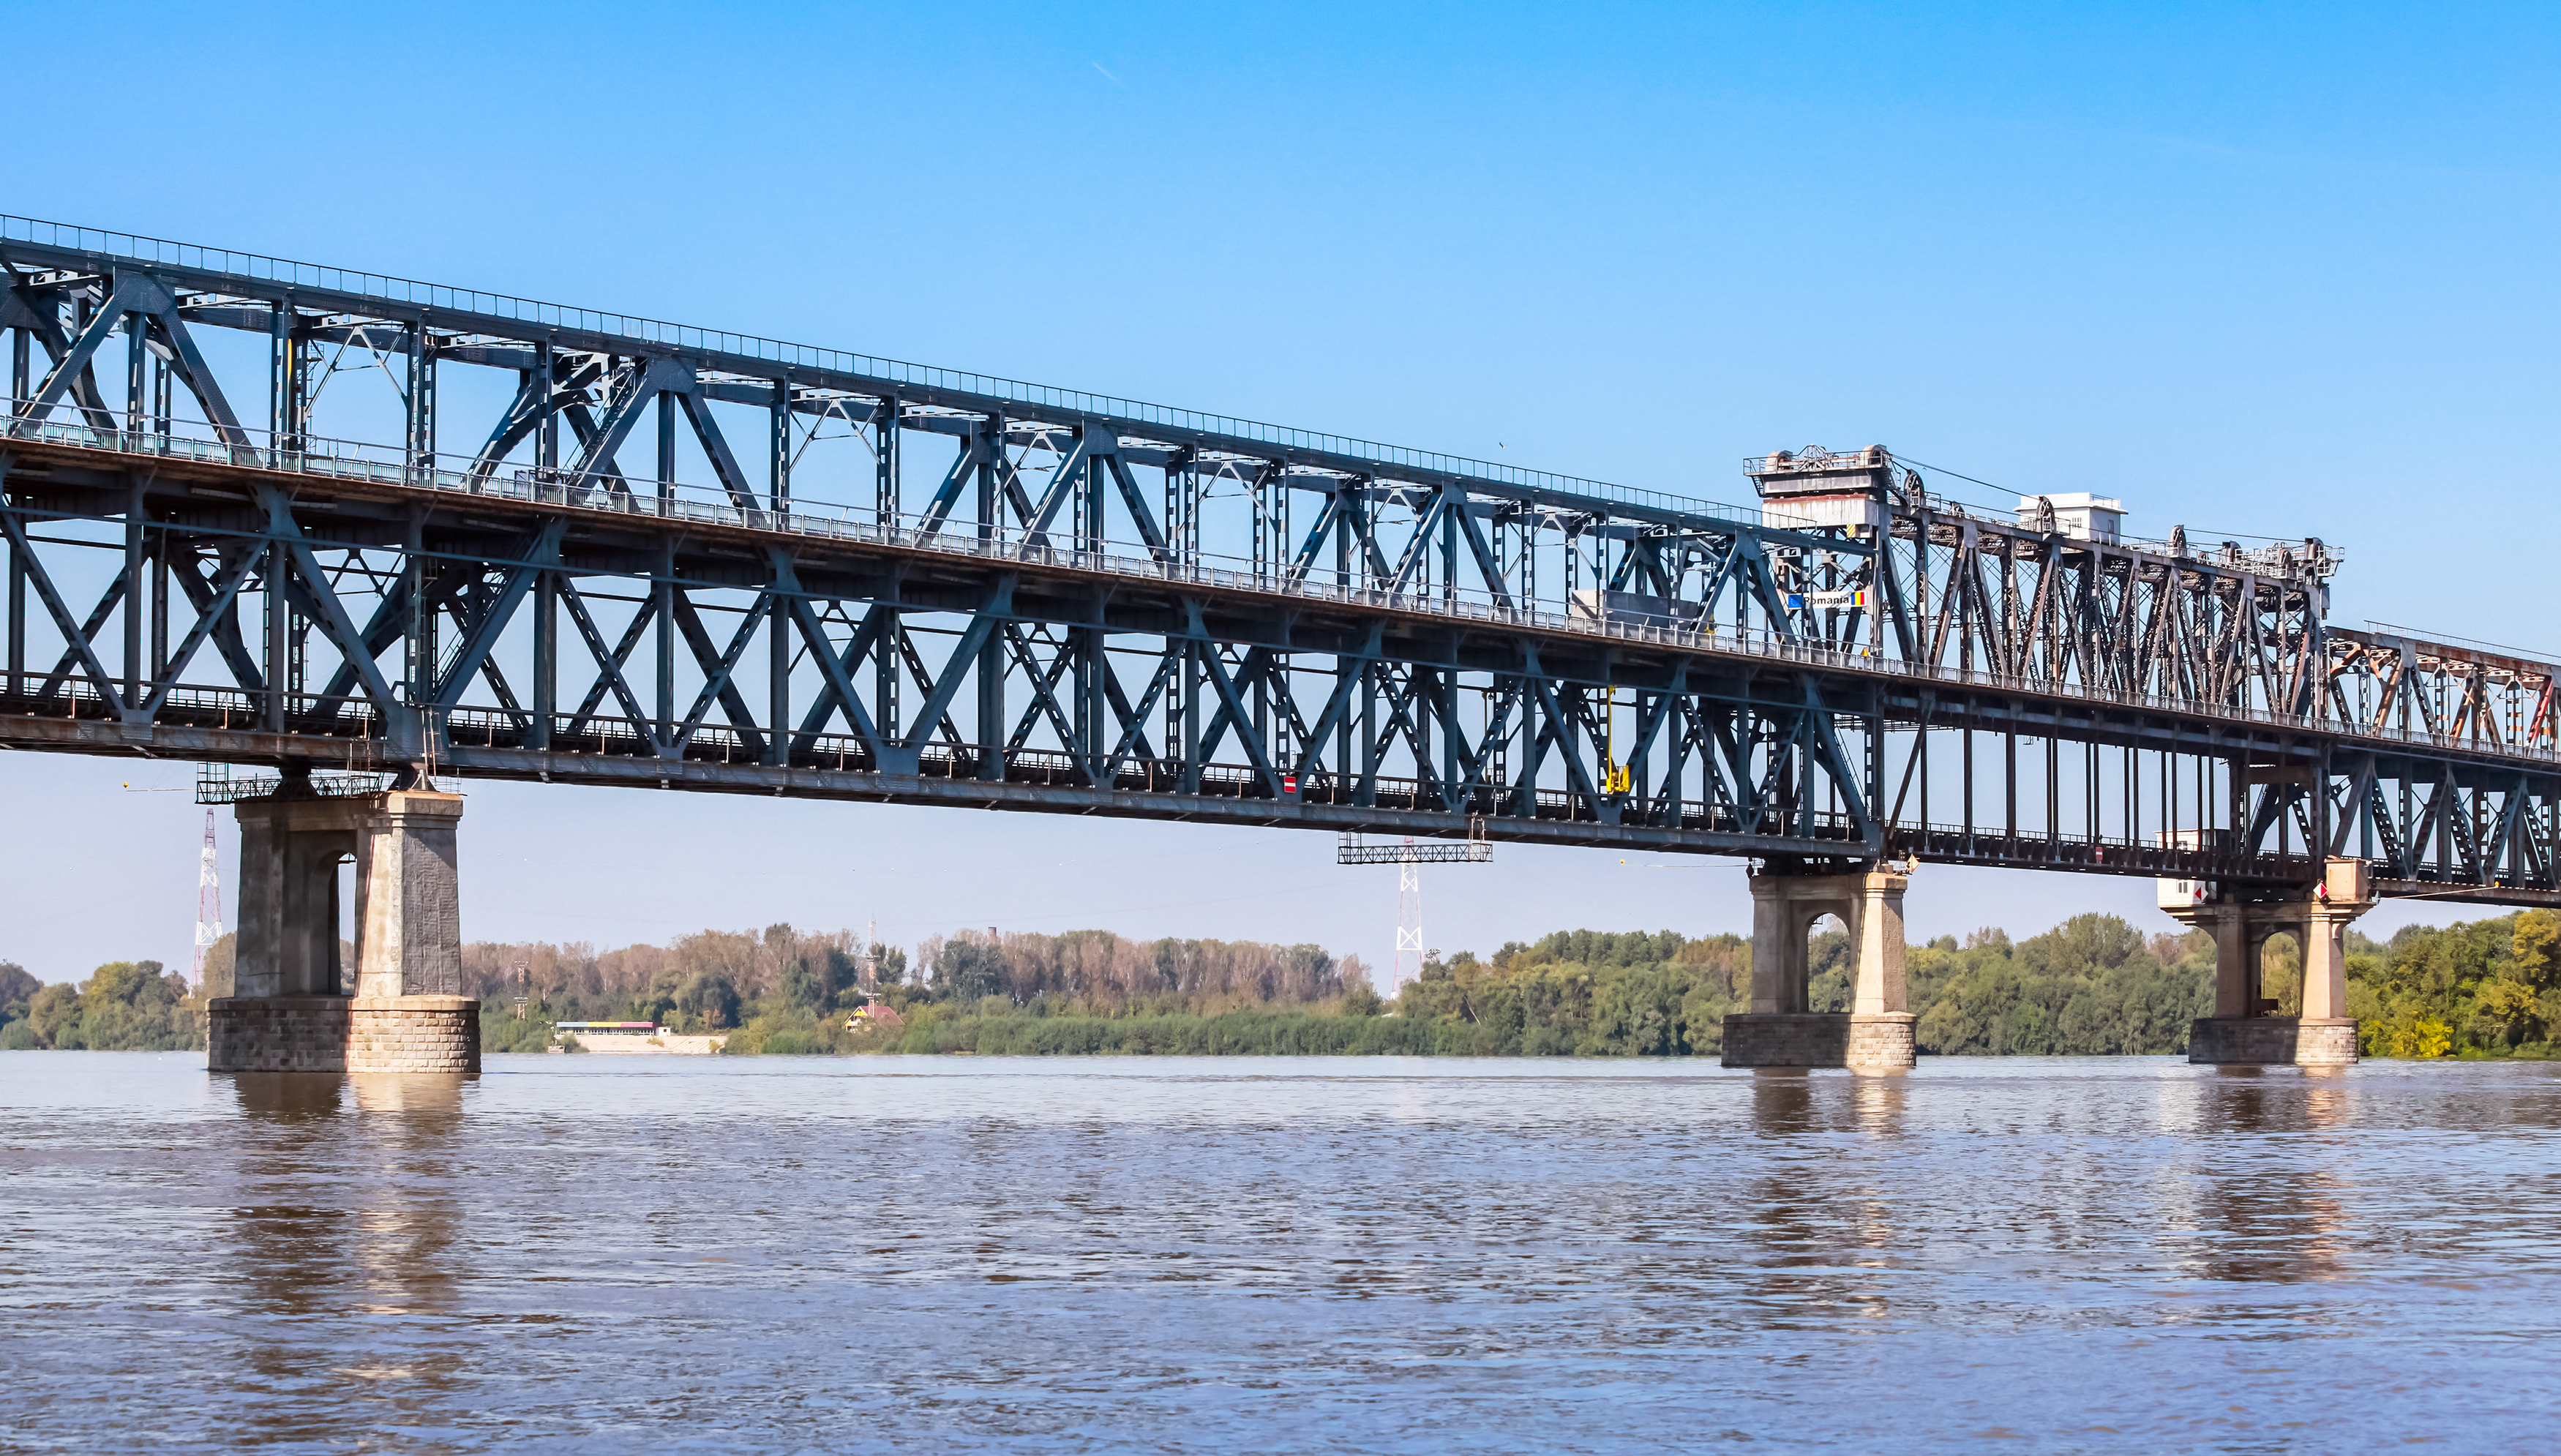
(940, 939, 1005, 1002)
(26, 983, 78, 1047)
(0, 961, 37, 1029)
(2513, 912, 2558, 988)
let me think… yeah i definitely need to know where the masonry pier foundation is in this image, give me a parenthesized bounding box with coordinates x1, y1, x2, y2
(2167, 859, 2369, 1067)
(1722, 866, 1914, 1071)
(207, 788, 478, 1074)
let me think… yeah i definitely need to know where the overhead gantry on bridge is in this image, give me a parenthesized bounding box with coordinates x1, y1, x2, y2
(0, 216, 2550, 1070)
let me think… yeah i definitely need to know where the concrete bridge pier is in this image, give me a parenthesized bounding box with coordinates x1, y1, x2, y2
(1722, 866, 1916, 1071)
(2169, 860, 2369, 1066)
(208, 787, 478, 1074)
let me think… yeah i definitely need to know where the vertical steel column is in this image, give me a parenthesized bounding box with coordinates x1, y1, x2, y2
(151, 346, 170, 450)
(2312, 744, 2333, 862)
(1076, 618, 1101, 784)
(1252, 466, 1268, 582)
(405, 317, 436, 478)
(875, 397, 902, 744)
(1441, 485, 1458, 607)
(769, 376, 790, 516)
(263, 537, 288, 730)
(530, 565, 555, 752)
(266, 297, 292, 457)
(1438, 669, 1461, 811)
(1526, 519, 1541, 612)
(1357, 662, 1378, 807)
(124, 310, 145, 438)
(533, 341, 557, 476)
(1276, 472, 1291, 585)
(1332, 484, 1355, 792)
(1183, 639, 1204, 793)
(874, 397, 901, 522)
(976, 618, 1005, 783)
(768, 571, 790, 768)
(122, 473, 143, 710)
(2003, 731, 2019, 845)
(1513, 657, 1540, 819)
(976, 420, 1005, 776)
(1867, 686, 1885, 842)
(150, 519, 168, 683)
(4, 520, 20, 701)
(654, 539, 676, 755)
(402, 508, 427, 718)
(976, 415, 1002, 544)
(2047, 735, 2060, 849)
(2162, 748, 2175, 844)
(1333, 481, 1351, 589)
(1248, 647, 1267, 786)
(656, 393, 677, 506)
(878, 607, 902, 747)
(2231, 757, 2249, 864)
(1169, 451, 1199, 561)
(1080, 429, 1103, 558)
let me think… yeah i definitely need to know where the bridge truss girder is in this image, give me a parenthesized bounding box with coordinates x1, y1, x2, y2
(6, 435, 2553, 898)
(0, 218, 2552, 902)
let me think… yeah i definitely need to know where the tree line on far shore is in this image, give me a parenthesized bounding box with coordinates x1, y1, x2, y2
(5, 907, 2557, 1061)
(0, 958, 203, 1051)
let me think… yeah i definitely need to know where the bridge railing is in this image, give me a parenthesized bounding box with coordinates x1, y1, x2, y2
(7, 406, 2557, 770)
(0, 214, 1774, 528)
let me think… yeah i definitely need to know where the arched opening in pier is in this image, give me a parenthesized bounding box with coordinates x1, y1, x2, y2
(2257, 930, 2304, 1017)
(1807, 913, 1853, 1012)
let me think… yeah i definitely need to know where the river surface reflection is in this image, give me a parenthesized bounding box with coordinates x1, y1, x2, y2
(4, 1054, 2558, 1452)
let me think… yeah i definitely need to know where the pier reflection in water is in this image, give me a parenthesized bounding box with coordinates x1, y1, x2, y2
(4, 1054, 2560, 1452)
(221, 1075, 473, 1448)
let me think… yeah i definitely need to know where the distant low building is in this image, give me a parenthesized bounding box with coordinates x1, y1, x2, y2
(848, 1004, 904, 1029)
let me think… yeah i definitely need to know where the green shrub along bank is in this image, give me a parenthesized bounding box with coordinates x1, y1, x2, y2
(8, 909, 2557, 1059)
(0, 961, 204, 1051)
(691, 909, 2561, 1060)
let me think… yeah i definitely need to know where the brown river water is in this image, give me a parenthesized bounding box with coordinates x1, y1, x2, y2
(4, 1052, 2557, 1452)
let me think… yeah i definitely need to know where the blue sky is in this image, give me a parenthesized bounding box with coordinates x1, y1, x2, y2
(4, 2, 2556, 980)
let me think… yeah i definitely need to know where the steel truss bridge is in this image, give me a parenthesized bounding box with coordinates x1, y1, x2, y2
(0, 216, 2552, 904)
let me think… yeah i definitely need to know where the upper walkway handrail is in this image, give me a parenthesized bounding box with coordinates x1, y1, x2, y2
(0, 213, 1769, 528)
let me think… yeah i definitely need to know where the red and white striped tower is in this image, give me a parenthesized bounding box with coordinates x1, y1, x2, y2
(1393, 839, 1423, 992)
(192, 807, 222, 989)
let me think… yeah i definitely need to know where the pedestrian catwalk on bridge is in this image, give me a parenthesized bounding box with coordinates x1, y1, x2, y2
(0, 215, 2550, 1070)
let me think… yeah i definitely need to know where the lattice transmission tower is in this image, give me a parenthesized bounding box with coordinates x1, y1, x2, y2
(192, 808, 222, 988)
(1337, 822, 1492, 994)
(1395, 850, 1425, 992)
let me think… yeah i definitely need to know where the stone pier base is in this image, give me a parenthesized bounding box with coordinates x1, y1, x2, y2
(1722, 1013, 1916, 1071)
(209, 996, 481, 1073)
(2186, 1016, 2358, 1067)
